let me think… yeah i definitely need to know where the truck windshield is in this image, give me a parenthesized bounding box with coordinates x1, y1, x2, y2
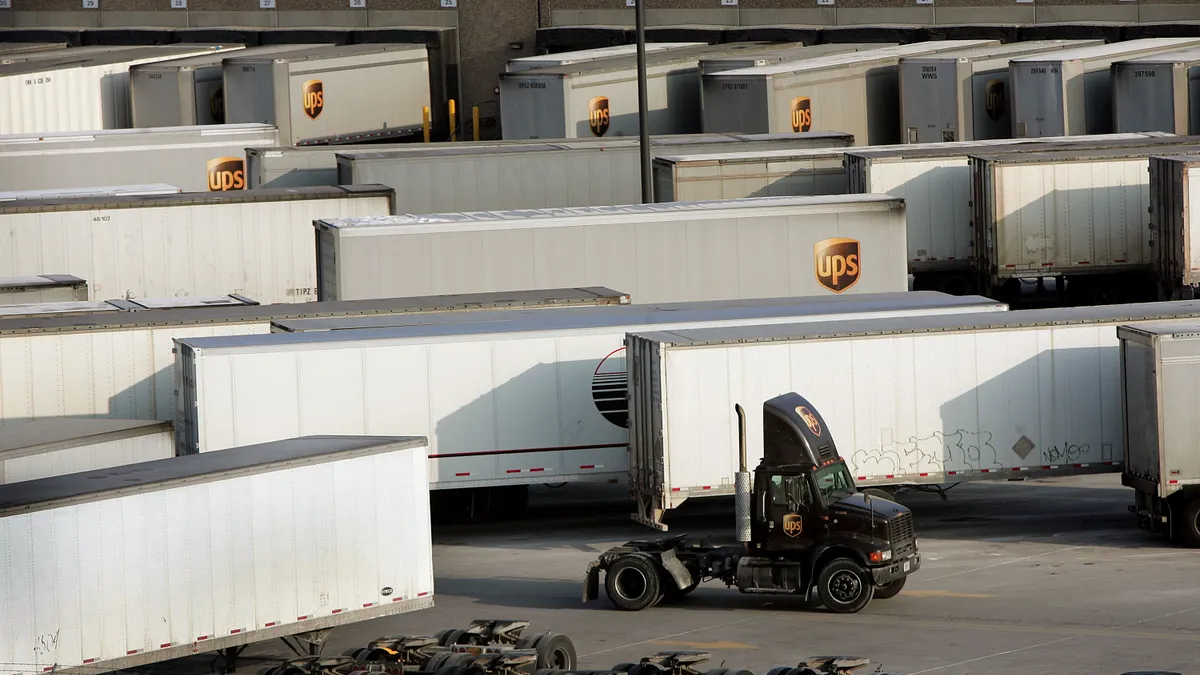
(813, 463, 856, 503)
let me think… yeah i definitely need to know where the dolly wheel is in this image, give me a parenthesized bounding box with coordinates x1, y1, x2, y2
(817, 558, 874, 613)
(605, 555, 662, 611)
(534, 634, 577, 670)
(873, 576, 907, 600)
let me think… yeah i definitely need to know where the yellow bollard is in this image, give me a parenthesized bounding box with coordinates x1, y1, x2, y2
(422, 106, 430, 143)
(473, 106, 480, 142)
(449, 99, 457, 142)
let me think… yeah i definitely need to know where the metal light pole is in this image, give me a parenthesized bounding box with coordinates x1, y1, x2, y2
(634, 0, 652, 203)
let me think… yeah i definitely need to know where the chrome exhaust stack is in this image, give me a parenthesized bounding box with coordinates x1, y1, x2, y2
(734, 403, 751, 543)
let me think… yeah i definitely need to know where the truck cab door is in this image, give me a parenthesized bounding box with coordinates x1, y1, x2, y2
(765, 473, 820, 553)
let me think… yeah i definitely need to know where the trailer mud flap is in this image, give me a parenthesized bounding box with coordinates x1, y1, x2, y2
(659, 548, 693, 590)
(583, 561, 600, 602)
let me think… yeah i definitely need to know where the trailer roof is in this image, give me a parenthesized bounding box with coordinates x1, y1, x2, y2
(509, 42, 702, 64)
(0, 123, 277, 147)
(712, 40, 994, 77)
(132, 44, 330, 69)
(317, 193, 902, 236)
(1117, 320, 1200, 338)
(844, 133, 1178, 161)
(0, 274, 85, 289)
(900, 40, 1088, 63)
(223, 42, 426, 63)
(699, 42, 887, 65)
(628, 300, 1200, 347)
(0, 44, 229, 75)
(502, 41, 782, 77)
(0, 183, 181, 200)
(179, 292, 1006, 351)
(0, 183, 392, 214)
(0, 435, 426, 517)
(0, 418, 171, 459)
(1009, 37, 1200, 64)
(0, 286, 628, 335)
(971, 143, 1200, 164)
(1115, 45, 1200, 65)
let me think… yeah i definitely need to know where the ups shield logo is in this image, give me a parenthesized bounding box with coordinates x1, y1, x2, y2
(207, 156, 245, 192)
(588, 96, 610, 137)
(790, 96, 812, 133)
(814, 237, 861, 293)
(796, 406, 822, 436)
(783, 513, 803, 538)
(302, 79, 324, 120)
(984, 79, 1005, 121)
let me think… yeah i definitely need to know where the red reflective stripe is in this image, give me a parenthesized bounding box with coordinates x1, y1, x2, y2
(298, 615, 308, 621)
(455, 472, 470, 476)
(671, 487, 681, 491)
(265, 622, 277, 627)
(363, 602, 374, 608)
(530, 468, 545, 472)
(580, 465, 595, 469)
(332, 609, 343, 614)
(418, 591, 430, 597)
(506, 469, 520, 473)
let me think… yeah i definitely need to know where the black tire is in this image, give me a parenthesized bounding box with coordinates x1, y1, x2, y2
(424, 652, 457, 672)
(816, 558, 874, 614)
(434, 628, 457, 645)
(766, 668, 799, 675)
(604, 554, 663, 611)
(342, 647, 365, 659)
(613, 663, 640, 673)
(516, 632, 544, 649)
(873, 575, 907, 599)
(534, 634, 577, 670)
(705, 669, 731, 675)
(1175, 498, 1200, 548)
(440, 629, 467, 646)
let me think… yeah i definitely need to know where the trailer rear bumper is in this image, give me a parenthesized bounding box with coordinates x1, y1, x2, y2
(871, 552, 920, 586)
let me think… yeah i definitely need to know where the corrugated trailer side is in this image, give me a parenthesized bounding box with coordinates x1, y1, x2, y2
(0, 45, 230, 134)
(972, 144, 1200, 303)
(1149, 154, 1200, 301)
(313, 194, 909, 303)
(0, 419, 174, 484)
(0, 287, 628, 425)
(625, 300, 1200, 529)
(0, 435, 433, 674)
(0, 184, 395, 304)
(249, 131, 854, 189)
(1111, 47, 1200, 135)
(172, 293, 1008, 495)
(0, 123, 279, 193)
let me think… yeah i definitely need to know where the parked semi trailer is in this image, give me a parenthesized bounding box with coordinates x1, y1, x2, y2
(0, 185, 394, 304)
(0, 123, 279, 193)
(697, 42, 893, 75)
(0, 287, 627, 424)
(898, 40, 1101, 143)
(1118, 321, 1200, 547)
(0, 293, 258, 318)
(622, 300, 1200, 528)
(700, 40, 997, 144)
(248, 131, 855, 189)
(223, 44, 431, 145)
(0, 434, 434, 673)
(0, 44, 233, 133)
(333, 133, 852, 213)
(129, 44, 327, 127)
(0, 184, 181, 200)
(506, 43, 703, 72)
(499, 42, 795, 139)
(971, 143, 1200, 304)
(1149, 154, 1200, 301)
(313, 194, 909, 303)
(1009, 38, 1200, 138)
(0, 418, 173, 484)
(0, 274, 89, 304)
(1112, 46, 1200, 135)
(586, 393, 921, 614)
(172, 292, 1007, 517)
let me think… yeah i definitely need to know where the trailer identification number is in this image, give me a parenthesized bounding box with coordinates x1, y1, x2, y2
(1028, 67, 1060, 75)
(921, 65, 937, 80)
(1134, 70, 1157, 78)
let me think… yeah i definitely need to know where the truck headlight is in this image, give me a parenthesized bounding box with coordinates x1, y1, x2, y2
(868, 549, 892, 563)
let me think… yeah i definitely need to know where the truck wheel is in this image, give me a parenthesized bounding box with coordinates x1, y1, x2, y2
(873, 576, 906, 599)
(533, 634, 577, 670)
(658, 568, 699, 603)
(605, 554, 663, 610)
(1176, 498, 1200, 548)
(816, 558, 875, 613)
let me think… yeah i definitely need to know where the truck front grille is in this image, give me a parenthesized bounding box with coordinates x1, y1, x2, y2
(889, 512, 916, 557)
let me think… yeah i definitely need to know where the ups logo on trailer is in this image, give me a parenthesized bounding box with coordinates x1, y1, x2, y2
(783, 514, 803, 537)
(588, 96, 610, 137)
(790, 96, 812, 133)
(984, 79, 1006, 121)
(302, 79, 324, 120)
(814, 237, 860, 293)
(206, 156, 245, 191)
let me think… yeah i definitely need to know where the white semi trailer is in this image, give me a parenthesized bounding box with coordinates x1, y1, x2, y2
(0, 434, 434, 674)
(172, 292, 1007, 518)
(623, 300, 1200, 529)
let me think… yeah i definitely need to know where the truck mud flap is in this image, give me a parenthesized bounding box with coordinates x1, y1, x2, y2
(659, 548, 693, 590)
(583, 561, 600, 602)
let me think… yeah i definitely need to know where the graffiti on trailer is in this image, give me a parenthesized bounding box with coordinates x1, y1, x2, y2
(1041, 440, 1109, 464)
(849, 429, 1003, 477)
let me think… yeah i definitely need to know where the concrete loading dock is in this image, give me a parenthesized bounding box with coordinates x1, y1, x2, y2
(312, 194, 909, 303)
(0, 124, 279, 194)
(700, 40, 997, 145)
(247, 131, 853, 189)
(129, 45, 326, 128)
(1010, 38, 1200, 138)
(1112, 46, 1200, 135)
(498, 42, 798, 140)
(223, 44, 431, 146)
(898, 40, 1102, 143)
